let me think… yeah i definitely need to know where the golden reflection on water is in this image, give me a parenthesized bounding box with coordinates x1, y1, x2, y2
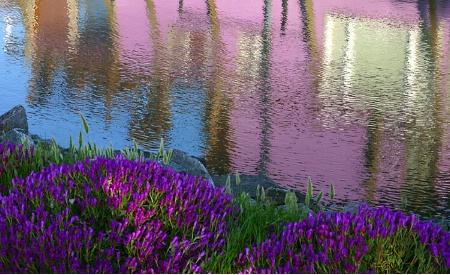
(3, 0, 450, 218)
(130, 0, 172, 144)
(202, 0, 234, 174)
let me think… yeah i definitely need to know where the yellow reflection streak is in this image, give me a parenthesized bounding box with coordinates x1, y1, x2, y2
(203, 0, 233, 173)
(67, 0, 79, 52)
(18, 0, 37, 65)
(129, 0, 172, 142)
(103, 0, 120, 124)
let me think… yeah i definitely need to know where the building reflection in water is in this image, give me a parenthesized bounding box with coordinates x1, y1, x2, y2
(317, 0, 450, 215)
(5, 0, 450, 218)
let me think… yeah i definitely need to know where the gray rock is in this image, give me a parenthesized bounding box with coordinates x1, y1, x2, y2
(0, 105, 28, 134)
(2, 128, 35, 146)
(342, 201, 361, 214)
(29, 134, 54, 147)
(167, 149, 215, 187)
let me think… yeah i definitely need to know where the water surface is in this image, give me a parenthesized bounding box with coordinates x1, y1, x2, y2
(1, 0, 450, 219)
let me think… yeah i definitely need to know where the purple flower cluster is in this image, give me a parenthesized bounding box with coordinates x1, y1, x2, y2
(235, 204, 450, 273)
(0, 154, 238, 273)
(0, 141, 36, 192)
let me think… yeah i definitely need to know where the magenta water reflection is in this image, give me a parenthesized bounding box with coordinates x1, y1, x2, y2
(1, 0, 450, 219)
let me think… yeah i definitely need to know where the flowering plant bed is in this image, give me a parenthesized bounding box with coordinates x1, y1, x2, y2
(235, 204, 450, 273)
(0, 139, 449, 273)
(0, 141, 237, 273)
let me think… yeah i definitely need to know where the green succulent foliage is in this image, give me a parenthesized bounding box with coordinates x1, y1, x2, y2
(305, 177, 313, 208)
(315, 190, 323, 204)
(235, 171, 241, 186)
(225, 174, 232, 196)
(330, 181, 336, 200)
(79, 112, 89, 134)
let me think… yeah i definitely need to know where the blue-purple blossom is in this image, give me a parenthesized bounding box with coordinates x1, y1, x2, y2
(236, 204, 450, 273)
(0, 153, 238, 273)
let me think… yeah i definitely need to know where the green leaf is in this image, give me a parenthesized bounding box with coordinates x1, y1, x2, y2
(315, 190, 323, 204)
(284, 189, 290, 206)
(291, 191, 298, 204)
(78, 131, 83, 149)
(305, 177, 312, 208)
(22, 136, 29, 147)
(158, 138, 164, 156)
(69, 135, 74, 151)
(256, 185, 261, 201)
(167, 149, 173, 163)
(401, 195, 408, 208)
(107, 142, 114, 158)
(307, 177, 313, 198)
(330, 181, 335, 200)
(79, 112, 89, 134)
(225, 174, 232, 195)
(235, 171, 241, 186)
(51, 137, 59, 154)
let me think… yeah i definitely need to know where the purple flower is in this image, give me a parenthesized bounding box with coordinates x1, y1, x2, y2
(344, 262, 356, 273)
(429, 242, 439, 258)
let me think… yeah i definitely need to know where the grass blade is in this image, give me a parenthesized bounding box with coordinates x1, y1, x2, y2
(79, 112, 89, 134)
(316, 190, 323, 204)
(330, 181, 335, 200)
(78, 131, 83, 149)
(305, 177, 312, 208)
(235, 171, 241, 186)
(225, 174, 232, 195)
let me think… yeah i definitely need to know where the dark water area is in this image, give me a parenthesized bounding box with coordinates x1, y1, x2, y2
(1, 0, 450, 220)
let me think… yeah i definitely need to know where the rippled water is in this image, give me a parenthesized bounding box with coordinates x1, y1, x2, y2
(1, 0, 450, 219)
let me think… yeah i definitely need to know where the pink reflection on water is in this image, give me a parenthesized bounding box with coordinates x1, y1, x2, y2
(111, 0, 450, 208)
(116, 0, 153, 74)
